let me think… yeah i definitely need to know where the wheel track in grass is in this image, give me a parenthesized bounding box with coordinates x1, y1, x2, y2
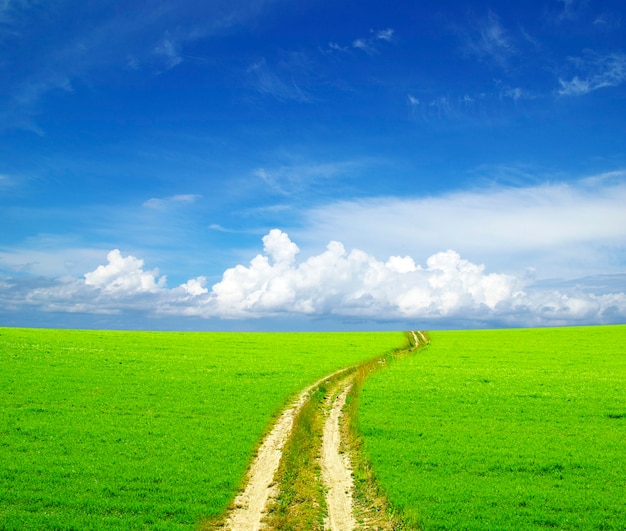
(219, 366, 353, 531)
(321, 377, 357, 531)
(216, 331, 428, 531)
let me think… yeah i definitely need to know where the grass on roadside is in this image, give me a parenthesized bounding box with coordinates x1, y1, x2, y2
(262, 333, 423, 530)
(357, 325, 626, 530)
(344, 331, 429, 530)
(0, 328, 404, 530)
(262, 382, 331, 531)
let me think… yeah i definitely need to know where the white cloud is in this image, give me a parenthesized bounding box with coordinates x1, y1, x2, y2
(0, 172, 18, 192)
(1, 2, 279, 132)
(386, 255, 417, 273)
(143, 194, 202, 209)
(2, 228, 625, 327)
(208, 223, 231, 232)
(555, 0, 587, 22)
(463, 10, 516, 67)
(299, 176, 626, 280)
(179, 276, 208, 296)
(0, 245, 109, 277)
(253, 160, 363, 196)
(204, 232, 525, 319)
(328, 42, 348, 52)
(154, 36, 183, 69)
(84, 249, 166, 294)
(558, 51, 626, 96)
(248, 58, 312, 103)
(428, 96, 454, 117)
(376, 28, 394, 41)
(352, 38, 369, 52)
(262, 228, 300, 265)
(352, 28, 395, 54)
(504, 87, 525, 101)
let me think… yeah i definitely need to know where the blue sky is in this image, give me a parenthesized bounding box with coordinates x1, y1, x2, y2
(1, 0, 625, 330)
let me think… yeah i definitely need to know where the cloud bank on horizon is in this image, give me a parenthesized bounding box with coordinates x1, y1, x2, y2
(3, 228, 624, 329)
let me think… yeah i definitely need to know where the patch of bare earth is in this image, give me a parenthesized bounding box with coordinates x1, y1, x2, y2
(216, 332, 427, 530)
(220, 369, 350, 531)
(222, 399, 302, 531)
(321, 380, 357, 531)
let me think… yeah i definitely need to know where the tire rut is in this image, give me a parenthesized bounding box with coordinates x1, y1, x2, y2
(217, 331, 428, 530)
(321, 379, 357, 531)
(221, 368, 350, 531)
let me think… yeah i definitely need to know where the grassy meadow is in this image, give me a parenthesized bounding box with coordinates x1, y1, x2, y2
(0, 327, 404, 530)
(357, 325, 626, 530)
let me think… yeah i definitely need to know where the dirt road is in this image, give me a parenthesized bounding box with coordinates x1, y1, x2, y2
(223, 396, 301, 531)
(321, 379, 357, 531)
(222, 368, 351, 531)
(219, 331, 427, 530)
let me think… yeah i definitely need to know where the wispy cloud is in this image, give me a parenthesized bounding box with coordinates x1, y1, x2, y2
(0, 245, 109, 278)
(253, 160, 364, 196)
(154, 34, 183, 70)
(407, 92, 482, 123)
(407, 94, 420, 117)
(428, 96, 455, 118)
(299, 174, 626, 280)
(352, 28, 395, 54)
(327, 41, 349, 53)
(0, 2, 283, 131)
(592, 10, 622, 31)
(555, 0, 586, 22)
(503, 86, 527, 101)
(143, 194, 202, 209)
(327, 28, 395, 56)
(208, 223, 232, 233)
(462, 10, 516, 67)
(248, 57, 312, 103)
(558, 51, 626, 95)
(375, 28, 394, 41)
(0, 173, 13, 189)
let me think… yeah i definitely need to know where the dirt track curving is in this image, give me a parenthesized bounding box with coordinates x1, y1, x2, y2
(223, 396, 301, 531)
(220, 331, 426, 530)
(222, 367, 351, 531)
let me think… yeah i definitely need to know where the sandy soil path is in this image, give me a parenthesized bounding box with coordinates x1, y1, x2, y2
(220, 332, 425, 530)
(222, 368, 349, 531)
(223, 398, 302, 531)
(321, 380, 357, 531)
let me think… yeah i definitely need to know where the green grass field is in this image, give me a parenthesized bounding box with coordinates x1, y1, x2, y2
(0, 328, 404, 530)
(357, 325, 626, 530)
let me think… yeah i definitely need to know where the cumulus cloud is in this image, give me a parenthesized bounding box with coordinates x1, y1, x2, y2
(84, 249, 166, 293)
(7, 229, 624, 327)
(206, 233, 522, 319)
(178, 276, 208, 296)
